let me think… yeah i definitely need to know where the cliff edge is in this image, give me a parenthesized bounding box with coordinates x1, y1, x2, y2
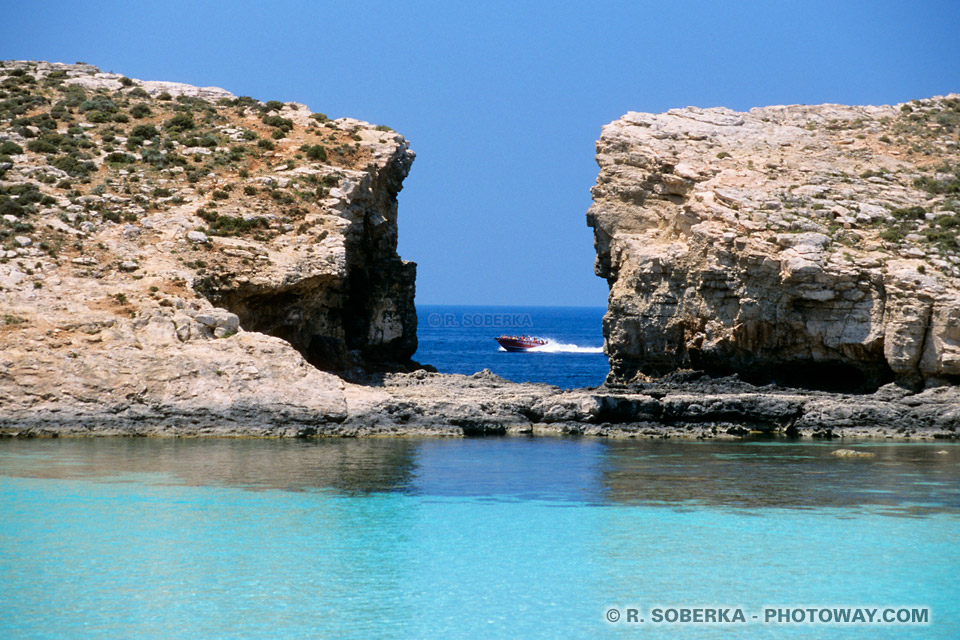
(0, 61, 417, 429)
(1, 62, 956, 439)
(589, 96, 960, 391)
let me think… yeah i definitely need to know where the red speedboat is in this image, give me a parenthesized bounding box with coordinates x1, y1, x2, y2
(495, 335, 547, 352)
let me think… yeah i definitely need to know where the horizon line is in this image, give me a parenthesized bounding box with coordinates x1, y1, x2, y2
(416, 302, 607, 309)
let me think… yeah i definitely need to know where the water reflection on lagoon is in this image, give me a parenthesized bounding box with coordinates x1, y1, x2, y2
(2, 437, 957, 515)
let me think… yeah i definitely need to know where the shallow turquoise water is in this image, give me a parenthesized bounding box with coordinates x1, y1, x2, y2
(1, 438, 958, 638)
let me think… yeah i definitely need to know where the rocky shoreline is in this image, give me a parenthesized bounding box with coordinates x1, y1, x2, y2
(350, 370, 960, 440)
(1, 62, 957, 441)
(3, 369, 957, 440)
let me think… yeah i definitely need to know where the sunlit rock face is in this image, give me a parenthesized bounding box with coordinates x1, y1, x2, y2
(0, 61, 420, 431)
(588, 97, 960, 391)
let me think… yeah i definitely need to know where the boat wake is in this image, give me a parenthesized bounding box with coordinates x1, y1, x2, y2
(527, 339, 604, 354)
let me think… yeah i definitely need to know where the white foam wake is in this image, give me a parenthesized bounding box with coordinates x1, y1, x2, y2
(527, 339, 604, 354)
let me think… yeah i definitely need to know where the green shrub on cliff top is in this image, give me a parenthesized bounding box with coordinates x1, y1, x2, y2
(26, 139, 58, 153)
(164, 113, 195, 132)
(197, 208, 269, 236)
(913, 163, 960, 195)
(57, 84, 86, 108)
(261, 114, 293, 132)
(301, 144, 327, 161)
(51, 155, 95, 177)
(79, 97, 117, 114)
(104, 151, 135, 164)
(922, 226, 959, 250)
(0, 197, 25, 218)
(129, 103, 152, 118)
(85, 110, 111, 124)
(891, 206, 926, 220)
(130, 124, 160, 139)
(0, 141, 23, 155)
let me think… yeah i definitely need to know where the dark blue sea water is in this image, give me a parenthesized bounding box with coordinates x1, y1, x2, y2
(414, 305, 609, 388)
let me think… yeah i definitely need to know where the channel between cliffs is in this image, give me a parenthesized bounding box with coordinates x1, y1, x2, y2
(0, 62, 956, 439)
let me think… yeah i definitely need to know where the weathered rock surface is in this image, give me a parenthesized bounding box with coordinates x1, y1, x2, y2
(0, 326, 348, 436)
(0, 60, 417, 385)
(4, 368, 958, 439)
(588, 97, 960, 390)
(0, 61, 424, 433)
(1, 62, 957, 440)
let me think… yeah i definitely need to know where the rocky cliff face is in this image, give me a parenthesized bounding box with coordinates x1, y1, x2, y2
(589, 96, 960, 391)
(0, 61, 418, 426)
(3, 61, 957, 439)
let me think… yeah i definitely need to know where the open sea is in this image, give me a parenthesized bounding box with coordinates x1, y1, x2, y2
(2, 306, 959, 639)
(415, 305, 609, 388)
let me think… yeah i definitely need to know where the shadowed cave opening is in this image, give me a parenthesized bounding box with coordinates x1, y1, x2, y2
(194, 265, 418, 377)
(193, 278, 354, 372)
(738, 361, 895, 394)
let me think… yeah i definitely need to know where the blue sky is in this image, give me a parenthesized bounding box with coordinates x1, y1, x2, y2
(3, 1, 958, 306)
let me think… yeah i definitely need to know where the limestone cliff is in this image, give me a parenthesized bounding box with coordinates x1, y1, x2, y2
(589, 96, 960, 390)
(3, 61, 957, 439)
(0, 61, 417, 427)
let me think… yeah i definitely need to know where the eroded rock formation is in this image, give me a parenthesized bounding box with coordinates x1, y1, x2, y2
(1, 62, 957, 439)
(588, 97, 960, 390)
(0, 61, 417, 427)
(192, 134, 418, 370)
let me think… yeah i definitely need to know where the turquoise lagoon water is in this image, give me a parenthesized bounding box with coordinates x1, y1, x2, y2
(1, 438, 958, 639)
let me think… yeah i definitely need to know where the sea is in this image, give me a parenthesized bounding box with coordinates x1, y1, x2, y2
(414, 305, 609, 388)
(2, 306, 959, 639)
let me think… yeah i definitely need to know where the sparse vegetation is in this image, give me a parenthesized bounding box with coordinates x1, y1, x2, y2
(104, 152, 135, 164)
(129, 103, 152, 118)
(261, 114, 294, 132)
(164, 112, 195, 132)
(0, 141, 23, 154)
(891, 206, 926, 220)
(302, 144, 327, 161)
(196, 208, 270, 236)
(913, 163, 960, 195)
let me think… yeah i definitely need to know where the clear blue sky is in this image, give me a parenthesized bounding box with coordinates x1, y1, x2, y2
(3, 1, 958, 306)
